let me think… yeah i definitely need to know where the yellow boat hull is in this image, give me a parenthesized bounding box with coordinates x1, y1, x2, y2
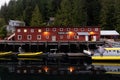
(18, 52, 43, 57)
(0, 51, 13, 57)
(92, 56, 120, 60)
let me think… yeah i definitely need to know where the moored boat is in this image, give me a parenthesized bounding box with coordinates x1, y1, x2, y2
(0, 51, 13, 57)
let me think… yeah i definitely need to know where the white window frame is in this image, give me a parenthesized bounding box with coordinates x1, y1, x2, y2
(74, 36, 79, 39)
(81, 28, 84, 31)
(95, 28, 98, 31)
(46, 28, 49, 31)
(38, 29, 42, 32)
(24, 29, 27, 32)
(37, 35, 41, 40)
(74, 28, 78, 31)
(60, 35, 63, 39)
(60, 28, 63, 31)
(88, 28, 91, 31)
(27, 35, 32, 40)
(31, 29, 34, 33)
(67, 35, 70, 39)
(46, 36, 49, 39)
(18, 35, 22, 40)
(17, 29, 21, 32)
(67, 28, 70, 31)
(53, 28, 56, 32)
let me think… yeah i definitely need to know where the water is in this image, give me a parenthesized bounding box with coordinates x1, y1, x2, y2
(0, 62, 120, 80)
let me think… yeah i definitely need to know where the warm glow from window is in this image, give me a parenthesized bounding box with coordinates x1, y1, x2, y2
(24, 29, 27, 32)
(38, 29, 42, 32)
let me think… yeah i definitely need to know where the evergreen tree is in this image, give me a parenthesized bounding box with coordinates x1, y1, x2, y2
(115, 0, 120, 33)
(72, 0, 87, 26)
(100, 0, 116, 30)
(54, 0, 73, 26)
(30, 5, 43, 26)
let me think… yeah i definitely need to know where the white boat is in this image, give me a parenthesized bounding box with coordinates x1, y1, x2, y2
(83, 41, 120, 60)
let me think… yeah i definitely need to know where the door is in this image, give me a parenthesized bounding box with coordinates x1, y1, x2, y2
(52, 36, 56, 41)
(93, 36, 96, 41)
(85, 35, 89, 41)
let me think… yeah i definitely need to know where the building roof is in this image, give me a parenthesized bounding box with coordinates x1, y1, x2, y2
(100, 30, 119, 36)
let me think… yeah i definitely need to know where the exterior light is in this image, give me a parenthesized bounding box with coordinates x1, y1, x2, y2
(89, 31, 95, 35)
(68, 66, 75, 72)
(68, 31, 74, 36)
(43, 32, 50, 36)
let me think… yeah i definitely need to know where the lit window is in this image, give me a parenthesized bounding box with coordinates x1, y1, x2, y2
(31, 29, 34, 33)
(17, 29, 21, 32)
(60, 28, 63, 31)
(18, 35, 22, 40)
(74, 28, 78, 31)
(24, 29, 27, 32)
(67, 28, 70, 31)
(37, 35, 41, 40)
(88, 28, 91, 31)
(46, 28, 49, 31)
(81, 28, 84, 31)
(53, 28, 56, 31)
(27, 35, 32, 40)
(38, 29, 42, 32)
(95, 28, 98, 31)
(60, 35, 63, 39)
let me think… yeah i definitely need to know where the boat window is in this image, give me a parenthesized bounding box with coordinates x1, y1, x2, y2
(117, 50, 119, 53)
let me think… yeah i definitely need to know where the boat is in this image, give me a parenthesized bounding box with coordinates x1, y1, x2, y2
(83, 40, 120, 61)
(92, 47, 120, 61)
(0, 51, 13, 57)
(17, 52, 44, 58)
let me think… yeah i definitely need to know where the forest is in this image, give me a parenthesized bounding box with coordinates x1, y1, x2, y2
(0, 0, 120, 37)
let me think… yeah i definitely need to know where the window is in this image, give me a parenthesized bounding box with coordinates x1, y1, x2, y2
(60, 28, 63, 31)
(88, 28, 91, 31)
(81, 28, 84, 31)
(46, 28, 49, 31)
(37, 35, 41, 40)
(17, 29, 21, 32)
(60, 35, 63, 39)
(46, 36, 49, 39)
(53, 28, 56, 31)
(24, 29, 27, 32)
(74, 36, 79, 39)
(31, 29, 34, 33)
(74, 28, 78, 31)
(38, 29, 42, 32)
(67, 35, 70, 39)
(18, 35, 22, 40)
(95, 28, 98, 31)
(67, 28, 70, 31)
(27, 35, 32, 40)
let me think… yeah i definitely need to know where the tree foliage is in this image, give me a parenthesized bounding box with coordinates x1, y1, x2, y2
(30, 5, 43, 26)
(0, 0, 120, 31)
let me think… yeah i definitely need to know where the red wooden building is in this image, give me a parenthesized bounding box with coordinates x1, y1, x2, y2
(14, 26, 100, 42)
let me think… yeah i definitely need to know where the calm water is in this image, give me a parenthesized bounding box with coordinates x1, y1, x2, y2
(0, 62, 120, 80)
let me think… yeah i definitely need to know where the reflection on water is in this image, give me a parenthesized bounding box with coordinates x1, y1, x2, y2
(0, 62, 120, 80)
